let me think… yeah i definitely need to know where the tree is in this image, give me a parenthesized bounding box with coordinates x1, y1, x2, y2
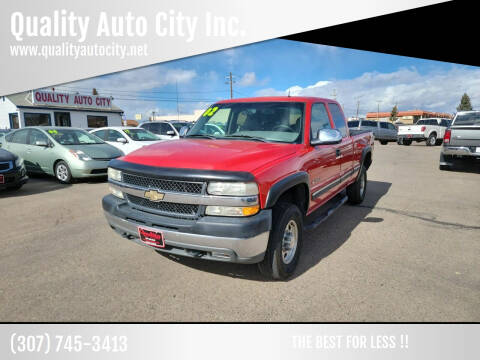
(390, 105, 399, 122)
(457, 93, 473, 111)
(92, 88, 98, 95)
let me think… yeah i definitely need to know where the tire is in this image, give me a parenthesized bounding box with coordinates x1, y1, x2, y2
(426, 133, 437, 146)
(403, 139, 412, 146)
(439, 164, 451, 171)
(380, 140, 388, 145)
(397, 138, 403, 145)
(347, 166, 367, 205)
(435, 139, 443, 146)
(55, 161, 72, 184)
(258, 202, 303, 280)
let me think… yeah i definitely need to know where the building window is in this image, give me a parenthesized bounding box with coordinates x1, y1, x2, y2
(24, 113, 51, 127)
(54, 112, 71, 127)
(9, 113, 19, 129)
(87, 115, 108, 128)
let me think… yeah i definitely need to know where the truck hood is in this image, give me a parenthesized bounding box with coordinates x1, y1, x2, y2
(122, 139, 300, 174)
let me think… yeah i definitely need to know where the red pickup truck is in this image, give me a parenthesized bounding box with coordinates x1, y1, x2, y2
(103, 97, 373, 279)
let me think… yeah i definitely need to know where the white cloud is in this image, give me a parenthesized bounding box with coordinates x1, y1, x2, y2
(255, 67, 480, 116)
(238, 72, 257, 86)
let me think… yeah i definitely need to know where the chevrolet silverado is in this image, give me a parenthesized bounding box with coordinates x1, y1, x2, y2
(103, 97, 373, 279)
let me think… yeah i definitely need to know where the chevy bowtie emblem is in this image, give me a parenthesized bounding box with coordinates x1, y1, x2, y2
(144, 190, 165, 202)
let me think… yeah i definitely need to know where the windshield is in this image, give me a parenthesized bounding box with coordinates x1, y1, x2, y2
(453, 112, 480, 126)
(187, 102, 304, 143)
(123, 128, 159, 141)
(47, 129, 105, 145)
(171, 122, 189, 131)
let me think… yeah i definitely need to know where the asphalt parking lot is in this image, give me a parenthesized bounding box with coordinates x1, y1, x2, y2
(0, 143, 479, 322)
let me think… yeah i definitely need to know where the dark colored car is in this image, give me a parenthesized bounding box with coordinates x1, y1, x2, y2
(0, 148, 28, 190)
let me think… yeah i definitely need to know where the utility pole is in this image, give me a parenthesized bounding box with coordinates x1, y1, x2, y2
(331, 88, 337, 100)
(176, 81, 180, 121)
(151, 111, 155, 122)
(356, 100, 360, 119)
(376, 100, 382, 122)
(225, 72, 236, 99)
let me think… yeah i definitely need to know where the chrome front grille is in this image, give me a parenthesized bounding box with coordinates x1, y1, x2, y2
(126, 194, 200, 219)
(122, 172, 204, 194)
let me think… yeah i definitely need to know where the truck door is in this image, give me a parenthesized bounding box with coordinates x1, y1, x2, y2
(327, 102, 354, 186)
(308, 102, 340, 207)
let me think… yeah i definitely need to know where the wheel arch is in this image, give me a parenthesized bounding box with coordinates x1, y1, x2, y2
(265, 172, 310, 215)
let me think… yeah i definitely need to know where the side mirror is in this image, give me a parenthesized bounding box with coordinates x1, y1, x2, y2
(166, 130, 175, 136)
(117, 137, 127, 144)
(179, 126, 189, 137)
(311, 128, 342, 145)
(35, 140, 49, 147)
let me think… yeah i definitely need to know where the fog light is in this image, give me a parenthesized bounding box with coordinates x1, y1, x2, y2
(109, 185, 124, 199)
(205, 205, 259, 217)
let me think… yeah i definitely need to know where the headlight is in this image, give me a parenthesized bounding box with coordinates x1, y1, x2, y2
(207, 182, 258, 196)
(205, 205, 259, 217)
(109, 185, 124, 199)
(69, 149, 92, 161)
(15, 157, 24, 167)
(108, 167, 122, 182)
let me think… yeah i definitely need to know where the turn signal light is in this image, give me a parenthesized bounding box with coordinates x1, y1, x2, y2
(443, 129, 451, 144)
(421, 126, 426, 132)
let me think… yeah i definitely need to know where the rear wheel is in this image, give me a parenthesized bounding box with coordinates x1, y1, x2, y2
(347, 165, 367, 204)
(380, 140, 388, 145)
(435, 139, 443, 146)
(55, 161, 72, 184)
(258, 202, 303, 280)
(426, 133, 437, 146)
(403, 139, 412, 146)
(397, 138, 403, 145)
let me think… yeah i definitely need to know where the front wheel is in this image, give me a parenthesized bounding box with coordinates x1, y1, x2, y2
(258, 202, 303, 280)
(347, 166, 367, 204)
(55, 161, 72, 184)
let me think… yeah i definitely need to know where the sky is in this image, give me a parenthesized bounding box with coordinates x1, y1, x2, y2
(60, 39, 480, 120)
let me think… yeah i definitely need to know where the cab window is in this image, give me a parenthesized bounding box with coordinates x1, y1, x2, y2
(310, 103, 332, 139)
(328, 103, 347, 137)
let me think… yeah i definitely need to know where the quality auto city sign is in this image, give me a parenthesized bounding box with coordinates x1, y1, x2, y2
(32, 90, 113, 109)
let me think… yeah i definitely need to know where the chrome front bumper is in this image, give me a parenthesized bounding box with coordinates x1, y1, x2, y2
(104, 211, 270, 264)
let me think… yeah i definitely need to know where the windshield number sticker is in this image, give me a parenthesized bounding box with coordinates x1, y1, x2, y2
(203, 106, 219, 117)
(48, 130, 58, 134)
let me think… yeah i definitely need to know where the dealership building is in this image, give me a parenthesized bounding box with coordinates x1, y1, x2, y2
(365, 109, 453, 124)
(0, 90, 124, 130)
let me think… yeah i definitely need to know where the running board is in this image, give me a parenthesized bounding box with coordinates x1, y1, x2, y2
(304, 195, 348, 231)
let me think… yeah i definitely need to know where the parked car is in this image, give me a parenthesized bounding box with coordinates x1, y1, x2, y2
(0, 129, 11, 147)
(347, 119, 397, 144)
(0, 147, 28, 190)
(89, 126, 163, 154)
(138, 121, 182, 140)
(2, 127, 123, 183)
(103, 97, 374, 280)
(397, 118, 451, 146)
(439, 111, 480, 170)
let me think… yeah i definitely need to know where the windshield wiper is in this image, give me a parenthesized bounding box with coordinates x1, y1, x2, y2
(222, 135, 268, 142)
(186, 134, 217, 139)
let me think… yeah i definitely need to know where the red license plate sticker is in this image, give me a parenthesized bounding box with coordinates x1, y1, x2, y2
(138, 226, 165, 248)
(0, 174, 4, 184)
